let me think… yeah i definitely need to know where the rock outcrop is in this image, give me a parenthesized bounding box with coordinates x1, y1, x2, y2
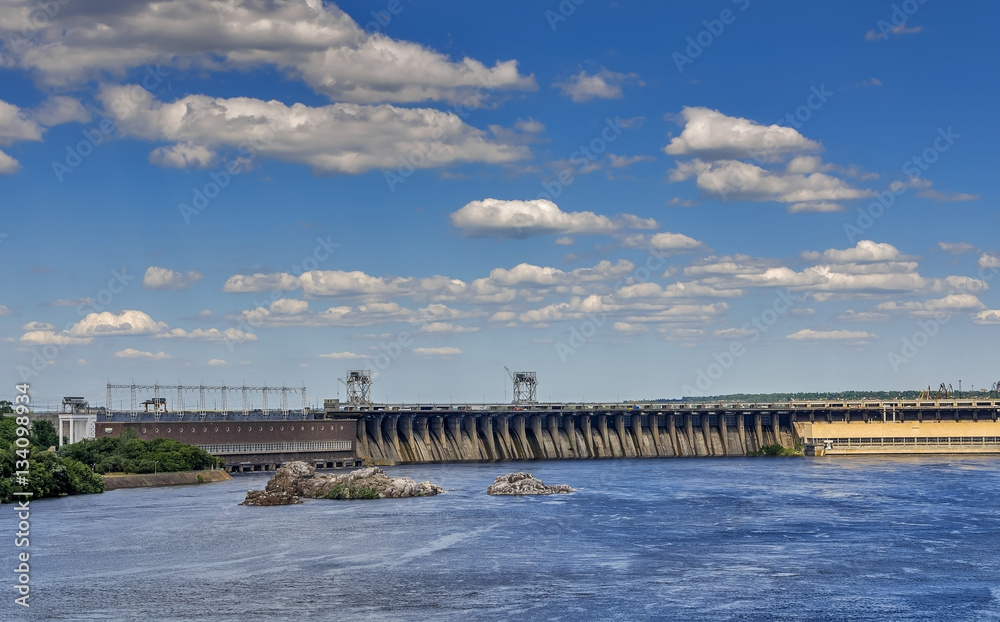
(240, 462, 443, 505)
(487, 472, 576, 495)
(240, 489, 302, 506)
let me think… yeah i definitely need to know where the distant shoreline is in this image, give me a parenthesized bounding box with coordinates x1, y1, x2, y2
(103, 470, 232, 490)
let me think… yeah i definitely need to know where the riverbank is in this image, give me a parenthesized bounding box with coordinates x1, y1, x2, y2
(102, 469, 232, 490)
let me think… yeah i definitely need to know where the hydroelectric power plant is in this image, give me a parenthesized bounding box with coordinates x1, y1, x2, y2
(81, 372, 1000, 471)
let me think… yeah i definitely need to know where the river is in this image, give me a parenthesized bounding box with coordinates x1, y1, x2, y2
(10, 456, 1000, 621)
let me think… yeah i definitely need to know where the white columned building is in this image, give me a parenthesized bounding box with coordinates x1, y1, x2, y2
(58, 413, 96, 447)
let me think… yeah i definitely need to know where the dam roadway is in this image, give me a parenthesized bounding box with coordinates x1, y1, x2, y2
(98, 398, 1000, 470)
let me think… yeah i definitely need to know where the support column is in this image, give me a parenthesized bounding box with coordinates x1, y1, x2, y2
(547, 415, 563, 458)
(754, 413, 764, 449)
(514, 415, 528, 458)
(684, 412, 696, 454)
(649, 414, 662, 456)
(771, 412, 780, 447)
(615, 414, 632, 457)
(597, 414, 610, 457)
(736, 413, 747, 455)
(580, 414, 593, 457)
(480, 416, 497, 459)
(633, 412, 645, 456)
(718, 412, 729, 456)
(668, 413, 681, 456)
(357, 417, 369, 458)
(702, 413, 713, 456)
(447, 415, 464, 459)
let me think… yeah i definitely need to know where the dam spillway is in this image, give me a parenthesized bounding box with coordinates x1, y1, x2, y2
(333, 399, 1000, 464)
(347, 407, 796, 464)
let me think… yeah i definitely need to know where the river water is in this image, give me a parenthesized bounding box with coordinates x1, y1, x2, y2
(9, 456, 1000, 621)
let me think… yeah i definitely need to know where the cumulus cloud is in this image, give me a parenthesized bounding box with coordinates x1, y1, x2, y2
(875, 294, 985, 317)
(622, 232, 705, 254)
(1, 0, 535, 104)
(418, 322, 479, 334)
(612, 322, 648, 335)
(665, 107, 821, 161)
(553, 68, 641, 102)
(318, 351, 372, 359)
(801, 240, 901, 263)
(939, 242, 978, 255)
(207, 359, 227, 366)
(450, 198, 656, 238)
(0, 96, 91, 173)
(973, 310, 1000, 325)
(669, 158, 873, 211)
(980, 253, 1000, 270)
(115, 348, 171, 360)
(664, 108, 874, 211)
(143, 266, 204, 290)
(413, 346, 461, 356)
(156, 327, 258, 342)
(98, 85, 528, 174)
(786, 329, 876, 342)
(70, 310, 169, 337)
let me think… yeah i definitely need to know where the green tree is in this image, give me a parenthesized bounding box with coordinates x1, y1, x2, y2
(30, 420, 58, 449)
(0, 400, 13, 415)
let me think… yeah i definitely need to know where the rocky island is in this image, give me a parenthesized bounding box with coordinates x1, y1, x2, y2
(241, 461, 444, 505)
(487, 472, 576, 495)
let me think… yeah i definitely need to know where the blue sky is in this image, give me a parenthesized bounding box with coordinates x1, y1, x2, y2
(1, 0, 998, 408)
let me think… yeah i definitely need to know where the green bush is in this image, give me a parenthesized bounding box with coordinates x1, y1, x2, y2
(323, 482, 380, 500)
(747, 443, 803, 457)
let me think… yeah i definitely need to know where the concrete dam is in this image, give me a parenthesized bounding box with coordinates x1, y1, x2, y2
(353, 408, 795, 464)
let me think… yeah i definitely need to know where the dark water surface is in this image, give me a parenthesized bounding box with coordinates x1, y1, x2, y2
(10, 456, 1000, 621)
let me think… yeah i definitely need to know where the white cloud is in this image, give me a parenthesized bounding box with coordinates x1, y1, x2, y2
(555, 236, 574, 246)
(0, 305, 12, 316)
(801, 241, 901, 263)
(622, 232, 705, 254)
(20, 331, 91, 345)
(836, 310, 890, 322)
(2, 0, 535, 104)
(149, 143, 217, 169)
(269, 299, 309, 315)
(156, 327, 258, 343)
(21, 321, 55, 331)
(939, 242, 977, 255)
(713, 327, 754, 338)
(786, 329, 876, 342)
(978, 253, 1000, 270)
(875, 294, 985, 317)
(973, 310, 1000, 325)
(665, 107, 821, 161)
(70, 310, 168, 337)
(115, 348, 170, 360)
(451, 198, 656, 238)
(31, 96, 90, 126)
(553, 68, 640, 102)
(99, 85, 529, 174)
(207, 359, 227, 366)
(670, 158, 873, 210)
(514, 118, 545, 133)
(612, 322, 648, 335)
(142, 266, 204, 290)
(413, 346, 461, 356)
(318, 351, 372, 359)
(0, 150, 19, 174)
(866, 23, 923, 41)
(418, 322, 479, 334)
(608, 154, 653, 168)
